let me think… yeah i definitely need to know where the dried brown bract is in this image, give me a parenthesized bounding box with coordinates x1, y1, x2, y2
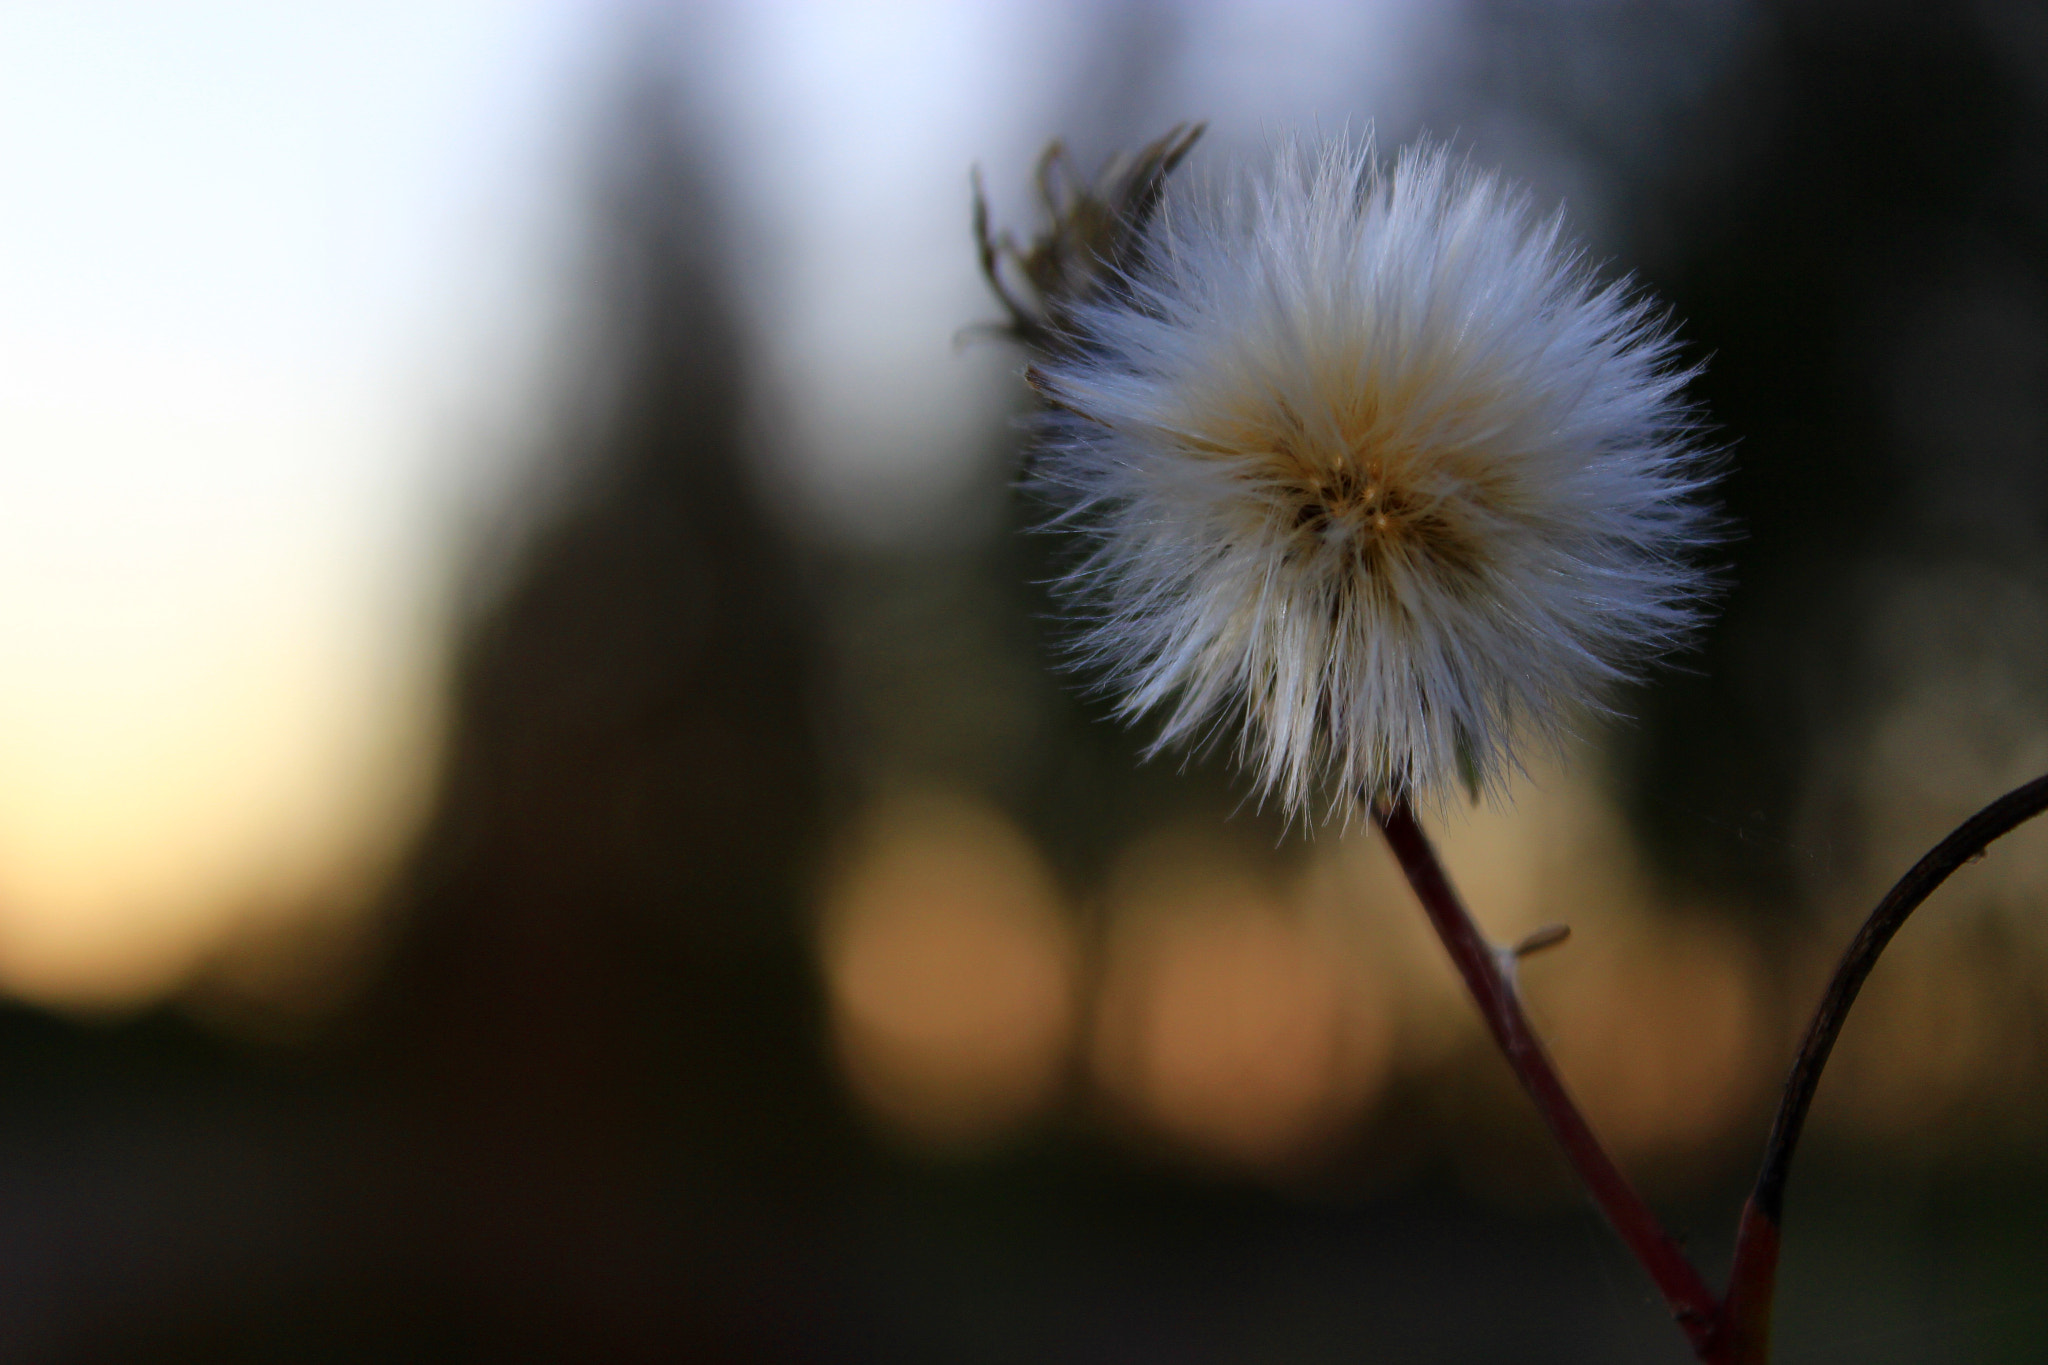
(973, 122, 1204, 354)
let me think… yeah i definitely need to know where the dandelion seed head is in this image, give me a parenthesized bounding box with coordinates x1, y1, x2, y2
(1016, 134, 1718, 818)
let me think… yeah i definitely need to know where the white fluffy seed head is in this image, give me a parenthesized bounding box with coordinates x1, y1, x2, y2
(1024, 135, 1718, 818)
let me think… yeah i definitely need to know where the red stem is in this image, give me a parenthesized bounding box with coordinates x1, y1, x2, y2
(1373, 795, 1723, 1356)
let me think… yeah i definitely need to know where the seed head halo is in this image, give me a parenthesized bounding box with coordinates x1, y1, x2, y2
(1015, 132, 1718, 820)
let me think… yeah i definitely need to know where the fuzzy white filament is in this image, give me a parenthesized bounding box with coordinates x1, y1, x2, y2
(1026, 138, 1716, 816)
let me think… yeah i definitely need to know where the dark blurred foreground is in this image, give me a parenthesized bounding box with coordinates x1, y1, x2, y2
(6, 4, 2048, 1361)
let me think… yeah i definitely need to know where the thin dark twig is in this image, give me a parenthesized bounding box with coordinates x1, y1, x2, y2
(1717, 770, 2048, 1365)
(1747, 770, 2048, 1219)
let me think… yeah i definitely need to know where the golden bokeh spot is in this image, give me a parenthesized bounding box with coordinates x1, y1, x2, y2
(818, 789, 1079, 1153)
(1531, 913, 1766, 1169)
(1090, 827, 1395, 1169)
(1417, 758, 1769, 1180)
(1819, 929, 2047, 1151)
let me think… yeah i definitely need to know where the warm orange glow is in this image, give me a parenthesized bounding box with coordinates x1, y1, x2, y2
(0, 542, 443, 1007)
(1530, 913, 1764, 1164)
(1820, 930, 2043, 1147)
(819, 790, 1080, 1150)
(1418, 763, 1769, 1164)
(1292, 824, 1475, 1071)
(1297, 760, 1772, 1171)
(1091, 829, 1395, 1168)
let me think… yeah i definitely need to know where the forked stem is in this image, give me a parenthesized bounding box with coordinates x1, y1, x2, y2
(1371, 795, 1723, 1357)
(1378, 773, 2048, 1365)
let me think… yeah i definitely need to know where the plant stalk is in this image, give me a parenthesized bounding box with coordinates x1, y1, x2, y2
(1720, 770, 2048, 1362)
(1372, 795, 1723, 1357)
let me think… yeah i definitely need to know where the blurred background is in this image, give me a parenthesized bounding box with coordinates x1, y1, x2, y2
(2, 1, 2047, 1360)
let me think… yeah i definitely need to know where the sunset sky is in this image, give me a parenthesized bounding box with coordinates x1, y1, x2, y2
(0, 0, 1436, 1004)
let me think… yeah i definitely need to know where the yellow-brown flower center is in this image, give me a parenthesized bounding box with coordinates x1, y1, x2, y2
(1291, 461, 1410, 531)
(1275, 443, 1488, 587)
